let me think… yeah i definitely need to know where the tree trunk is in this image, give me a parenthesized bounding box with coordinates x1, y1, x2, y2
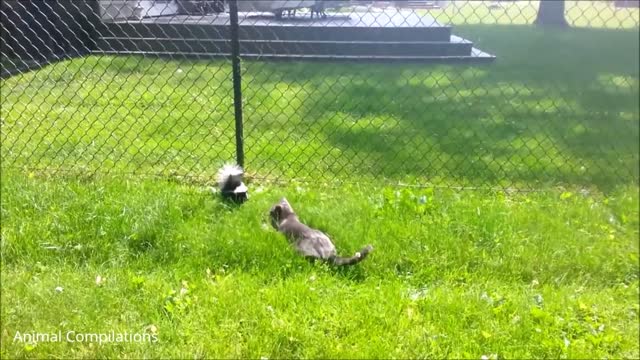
(535, 0, 568, 28)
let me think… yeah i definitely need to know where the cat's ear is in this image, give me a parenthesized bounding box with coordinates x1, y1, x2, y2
(280, 198, 293, 212)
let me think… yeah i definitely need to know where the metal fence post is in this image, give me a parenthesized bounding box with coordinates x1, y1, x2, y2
(229, 0, 244, 168)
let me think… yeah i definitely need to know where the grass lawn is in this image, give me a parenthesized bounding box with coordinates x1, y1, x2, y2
(1, 20, 639, 359)
(1, 26, 638, 190)
(1, 171, 638, 358)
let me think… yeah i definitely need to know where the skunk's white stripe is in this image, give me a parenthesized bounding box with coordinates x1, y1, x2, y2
(217, 163, 244, 190)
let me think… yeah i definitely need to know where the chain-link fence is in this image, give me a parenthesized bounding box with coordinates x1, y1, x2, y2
(1, 0, 638, 190)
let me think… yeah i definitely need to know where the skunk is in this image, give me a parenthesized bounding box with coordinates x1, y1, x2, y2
(217, 164, 248, 203)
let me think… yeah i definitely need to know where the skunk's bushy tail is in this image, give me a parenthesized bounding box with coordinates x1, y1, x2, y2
(217, 163, 244, 192)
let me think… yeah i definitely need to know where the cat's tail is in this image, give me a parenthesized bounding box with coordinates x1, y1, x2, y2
(329, 245, 374, 266)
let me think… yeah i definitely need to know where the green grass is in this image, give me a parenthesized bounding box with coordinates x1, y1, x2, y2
(1, 170, 639, 358)
(1, 25, 638, 190)
(1, 20, 639, 359)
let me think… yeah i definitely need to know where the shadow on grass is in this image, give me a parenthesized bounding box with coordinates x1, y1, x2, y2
(2, 25, 638, 191)
(240, 25, 639, 190)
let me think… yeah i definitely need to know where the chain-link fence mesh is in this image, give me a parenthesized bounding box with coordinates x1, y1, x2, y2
(1, 0, 638, 190)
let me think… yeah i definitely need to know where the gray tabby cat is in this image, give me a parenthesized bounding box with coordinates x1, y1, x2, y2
(269, 198, 373, 266)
